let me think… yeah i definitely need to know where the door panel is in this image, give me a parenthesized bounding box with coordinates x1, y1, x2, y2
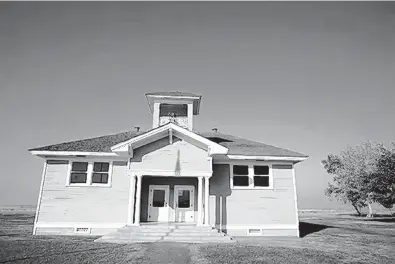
(174, 185, 195, 222)
(148, 185, 169, 222)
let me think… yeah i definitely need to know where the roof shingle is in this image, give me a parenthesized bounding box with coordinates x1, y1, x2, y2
(29, 129, 307, 158)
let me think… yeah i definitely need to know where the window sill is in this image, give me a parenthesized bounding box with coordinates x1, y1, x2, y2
(66, 184, 112, 188)
(231, 186, 274, 190)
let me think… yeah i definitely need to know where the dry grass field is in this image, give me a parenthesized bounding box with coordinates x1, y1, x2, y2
(0, 209, 394, 263)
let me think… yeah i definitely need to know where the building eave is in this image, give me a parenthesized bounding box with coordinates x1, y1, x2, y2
(145, 93, 202, 115)
(30, 151, 118, 157)
(226, 155, 308, 162)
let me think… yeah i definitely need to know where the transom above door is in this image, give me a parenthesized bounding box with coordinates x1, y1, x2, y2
(174, 185, 195, 223)
(148, 185, 170, 222)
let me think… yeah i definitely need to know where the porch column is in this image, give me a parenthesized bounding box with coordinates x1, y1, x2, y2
(204, 176, 210, 226)
(127, 174, 136, 225)
(197, 176, 203, 226)
(133, 174, 143, 226)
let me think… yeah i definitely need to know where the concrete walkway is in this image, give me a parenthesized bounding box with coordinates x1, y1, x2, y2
(127, 243, 194, 264)
(95, 224, 235, 243)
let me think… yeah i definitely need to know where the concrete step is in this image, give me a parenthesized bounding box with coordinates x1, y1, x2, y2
(160, 240, 236, 244)
(94, 225, 234, 244)
(95, 236, 235, 244)
(173, 225, 214, 229)
(99, 233, 226, 240)
(96, 235, 161, 242)
(122, 224, 214, 230)
(117, 232, 169, 237)
(167, 232, 224, 237)
(118, 228, 172, 233)
(119, 227, 218, 233)
(113, 231, 222, 237)
(171, 229, 218, 232)
(162, 236, 234, 242)
(124, 225, 215, 229)
(119, 229, 219, 234)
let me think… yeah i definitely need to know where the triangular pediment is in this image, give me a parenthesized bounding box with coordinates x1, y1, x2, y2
(111, 123, 228, 156)
(129, 136, 213, 177)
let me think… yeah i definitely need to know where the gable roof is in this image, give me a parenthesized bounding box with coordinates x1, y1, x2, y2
(111, 123, 228, 155)
(29, 129, 308, 158)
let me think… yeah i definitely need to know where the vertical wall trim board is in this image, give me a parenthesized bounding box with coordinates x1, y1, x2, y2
(292, 166, 300, 237)
(33, 161, 48, 235)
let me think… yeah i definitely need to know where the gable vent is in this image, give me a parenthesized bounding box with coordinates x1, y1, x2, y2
(74, 227, 91, 234)
(247, 228, 262, 236)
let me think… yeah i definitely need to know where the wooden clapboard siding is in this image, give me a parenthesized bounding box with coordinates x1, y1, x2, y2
(131, 137, 211, 174)
(37, 160, 129, 224)
(209, 163, 298, 227)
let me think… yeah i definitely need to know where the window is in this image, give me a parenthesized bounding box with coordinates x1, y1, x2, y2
(232, 165, 249, 187)
(70, 162, 88, 184)
(231, 163, 273, 189)
(177, 190, 191, 208)
(92, 162, 109, 184)
(152, 190, 165, 207)
(253, 166, 270, 187)
(68, 161, 112, 186)
(159, 104, 188, 117)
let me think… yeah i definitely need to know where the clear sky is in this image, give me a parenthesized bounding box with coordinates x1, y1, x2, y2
(1, 2, 394, 209)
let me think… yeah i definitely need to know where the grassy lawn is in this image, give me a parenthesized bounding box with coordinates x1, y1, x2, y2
(0, 211, 394, 263)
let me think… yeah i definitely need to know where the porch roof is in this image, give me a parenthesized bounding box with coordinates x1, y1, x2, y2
(29, 128, 308, 158)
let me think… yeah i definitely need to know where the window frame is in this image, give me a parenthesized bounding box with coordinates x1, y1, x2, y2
(69, 162, 89, 184)
(232, 165, 250, 187)
(159, 103, 188, 117)
(66, 160, 113, 187)
(230, 162, 274, 190)
(253, 165, 271, 188)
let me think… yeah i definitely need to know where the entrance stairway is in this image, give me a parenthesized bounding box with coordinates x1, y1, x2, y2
(94, 223, 235, 244)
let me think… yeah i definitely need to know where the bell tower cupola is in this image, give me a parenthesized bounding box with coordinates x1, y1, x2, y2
(145, 91, 202, 130)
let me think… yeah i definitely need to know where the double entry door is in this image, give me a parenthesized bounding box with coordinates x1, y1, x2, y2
(147, 185, 195, 223)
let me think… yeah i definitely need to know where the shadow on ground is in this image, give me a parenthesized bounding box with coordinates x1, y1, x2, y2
(299, 222, 332, 238)
(370, 218, 395, 223)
